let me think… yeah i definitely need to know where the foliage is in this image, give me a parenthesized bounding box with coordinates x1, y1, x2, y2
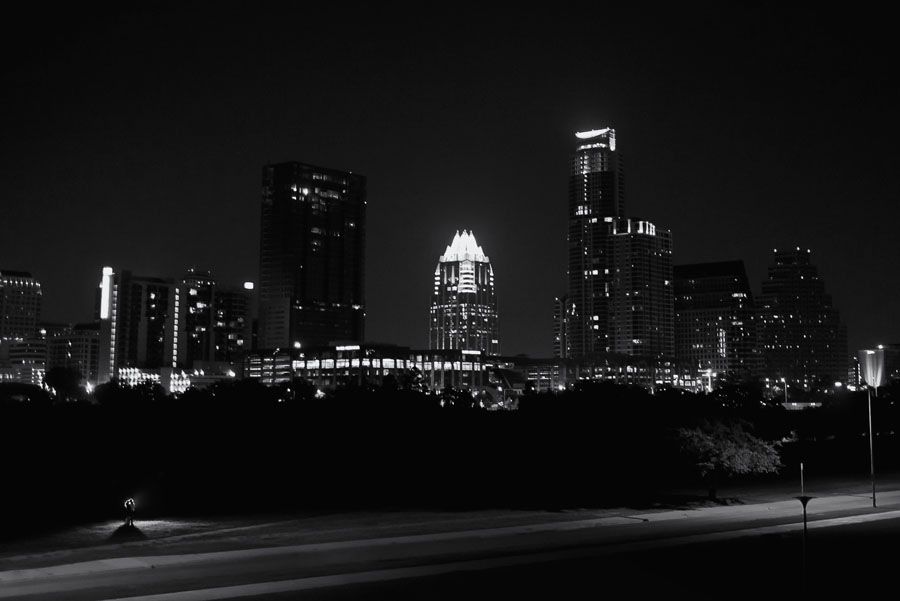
(0, 382, 52, 406)
(676, 419, 783, 481)
(44, 366, 84, 402)
(94, 378, 167, 406)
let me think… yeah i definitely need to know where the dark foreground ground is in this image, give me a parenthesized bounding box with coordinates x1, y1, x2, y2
(3, 474, 900, 600)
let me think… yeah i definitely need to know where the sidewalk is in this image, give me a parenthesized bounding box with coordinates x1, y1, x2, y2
(3, 483, 900, 585)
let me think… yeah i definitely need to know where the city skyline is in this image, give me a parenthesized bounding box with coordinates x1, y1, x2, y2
(3, 6, 898, 358)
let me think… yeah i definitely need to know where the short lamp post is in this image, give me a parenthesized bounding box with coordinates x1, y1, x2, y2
(795, 462, 813, 598)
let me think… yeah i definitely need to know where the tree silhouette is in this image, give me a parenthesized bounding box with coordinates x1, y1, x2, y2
(676, 419, 783, 500)
(44, 366, 84, 402)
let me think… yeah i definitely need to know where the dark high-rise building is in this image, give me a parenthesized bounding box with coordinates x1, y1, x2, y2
(47, 322, 101, 386)
(674, 261, 760, 381)
(213, 284, 252, 363)
(430, 230, 500, 355)
(0, 270, 42, 341)
(258, 162, 366, 350)
(182, 269, 216, 367)
(553, 295, 573, 359)
(757, 248, 848, 390)
(567, 128, 624, 358)
(606, 218, 674, 358)
(181, 269, 253, 367)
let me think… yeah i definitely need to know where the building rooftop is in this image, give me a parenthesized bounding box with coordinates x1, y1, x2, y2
(0, 270, 35, 279)
(440, 230, 489, 263)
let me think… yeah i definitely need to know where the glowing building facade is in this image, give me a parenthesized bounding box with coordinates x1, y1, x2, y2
(258, 162, 366, 350)
(757, 248, 848, 390)
(429, 230, 500, 355)
(98, 268, 186, 384)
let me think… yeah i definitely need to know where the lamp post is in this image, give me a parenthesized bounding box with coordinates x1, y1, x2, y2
(793, 462, 814, 598)
(781, 377, 788, 405)
(858, 348, 885, 509)
(867, 383, 876, 507)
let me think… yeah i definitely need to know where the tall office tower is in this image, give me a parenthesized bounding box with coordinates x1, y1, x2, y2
(47, 323, 101, 385)
(674, 261, 760, 381)
(606, 218, 674, 358)
(97, 268, 186, 383)
(258, 162, 366, 350)
(567, 128, 625, 358)
(429, 230, 500, 355)
(181, 270, 253, 367)
(213, 284, 252, 362)
(553, 295, 573, 358)
(757, 248, 848, 390)
(0, 270, 42, 341)
(4, 335, 47, 386)
(182, 269, 215, 367)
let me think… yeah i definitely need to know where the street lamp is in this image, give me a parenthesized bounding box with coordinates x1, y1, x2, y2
(858, 348, 885, 508)
(869, 385, 875, 506)
(781, 377, 787, 404)
(795, 462, 813, 598)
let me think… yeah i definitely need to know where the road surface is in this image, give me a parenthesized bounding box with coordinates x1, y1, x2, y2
(2, 480, 899, 599)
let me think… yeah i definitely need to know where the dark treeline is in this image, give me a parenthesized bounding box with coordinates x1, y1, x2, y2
(2, 378, 899, 540)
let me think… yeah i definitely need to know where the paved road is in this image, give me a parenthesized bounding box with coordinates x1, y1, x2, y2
(3, 480, 899, 600)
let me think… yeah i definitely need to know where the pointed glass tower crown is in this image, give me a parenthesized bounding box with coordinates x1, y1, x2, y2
(430, 230, 500, 354)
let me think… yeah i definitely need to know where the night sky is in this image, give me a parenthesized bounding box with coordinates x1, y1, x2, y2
(2, 6, 897, 358)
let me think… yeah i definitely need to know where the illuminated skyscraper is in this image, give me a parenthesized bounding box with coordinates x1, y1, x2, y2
(430, 230, 500, 355)
(565, 129, 673, 359)
(757, 248, 848, 390)
(567, 128, 623, 358)
(258, 162, 366, 350)
(98, 268, 186, 383)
